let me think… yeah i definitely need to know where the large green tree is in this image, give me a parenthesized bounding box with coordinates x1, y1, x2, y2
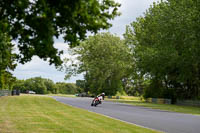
(0, 32, 16, 90)
(0, 0, 120, 66)
(43, 78, 56, 93)
(56, 82, 79, 94)
(24, 77, 47, 94)
(65, 33, 134, 95)
(124, 0, 200, 100)
(12, 79, 26, 92)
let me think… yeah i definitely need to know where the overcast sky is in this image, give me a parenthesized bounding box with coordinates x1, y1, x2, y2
(12, 0, 159, 83)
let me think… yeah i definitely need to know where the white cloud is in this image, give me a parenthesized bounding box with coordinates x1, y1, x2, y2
(12, 41, 78, 83)
(108, 0, 160, 36)
(54, 42, 69, 52)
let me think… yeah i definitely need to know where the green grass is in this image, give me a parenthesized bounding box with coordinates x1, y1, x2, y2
(117, 96, 141, 101)
(0, 95, 160, 133)
(105, 96, 141, 101)
(47, 94, 76, 98)
(105, 99, 200, 115)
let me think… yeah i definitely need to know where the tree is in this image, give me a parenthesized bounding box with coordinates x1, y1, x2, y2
(0, 0, 120, 66)
(13, 79, 26, 92)
(65, 33, 134, 95)
(55, 82, 79, 94)
(0, 31, 16, 90)
(124, 0, 200, 100)
(24, 77, 47, 94)
(13, 77, 82, 94)
(1, 71, 16, 90)
(43, 79, 56, 93)
(75, 80, 85, 93)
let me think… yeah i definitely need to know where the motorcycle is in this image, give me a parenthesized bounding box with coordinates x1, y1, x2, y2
(91, 96, 102, 106)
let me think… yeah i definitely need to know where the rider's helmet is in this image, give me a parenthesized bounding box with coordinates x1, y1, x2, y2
(101, 92, 105, 100)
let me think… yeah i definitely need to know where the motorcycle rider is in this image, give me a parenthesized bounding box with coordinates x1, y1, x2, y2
(97, 92, 105, 103)
(91, 92, 105, 106)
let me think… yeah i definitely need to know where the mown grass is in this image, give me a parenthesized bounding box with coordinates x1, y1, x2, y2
(106, 98, 200, 115)
(117, 96, 141, 101)
(47, 94, 76, 98)
(0, 95, 160, 133)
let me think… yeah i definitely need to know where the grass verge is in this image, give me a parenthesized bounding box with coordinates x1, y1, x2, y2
(0, 95, 160, 133)
(105, 98, 200, 115)
(47, 94, 76, 98)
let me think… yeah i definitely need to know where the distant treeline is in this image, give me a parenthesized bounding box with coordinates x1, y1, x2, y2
(12, 77, 83, 94)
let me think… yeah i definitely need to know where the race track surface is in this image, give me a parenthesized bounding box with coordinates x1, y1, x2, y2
(52, 96, 200, 133)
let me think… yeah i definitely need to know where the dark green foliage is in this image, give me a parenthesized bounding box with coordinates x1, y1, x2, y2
(122, 77, 149, 96)
(0, 0, 120, 66)
(56, 82, 79, 94)
(124, 0, 200, 100)
(143, 79, 165, 99)
(43, 79, 56, 94)
(0, 71, 16, 90)
(0, 31, 17, 90)
(24, 77, 47, 94)
(12, 80, 26, 92)
(76, 80, 85, 89)
(75, 80, 85, 93)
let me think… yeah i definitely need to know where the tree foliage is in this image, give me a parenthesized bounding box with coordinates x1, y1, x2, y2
(13, 77, 80, 94)
(24, 77, 47, 94)
(65, 33, 134, 95)
(0, 0, 120, 66)
(0, 32, 16, 90)
(56, 82, 80, 94)
(124, 0, 200, 100)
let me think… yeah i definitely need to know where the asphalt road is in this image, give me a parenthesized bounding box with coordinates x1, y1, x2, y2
(52, 96, 200, 133)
